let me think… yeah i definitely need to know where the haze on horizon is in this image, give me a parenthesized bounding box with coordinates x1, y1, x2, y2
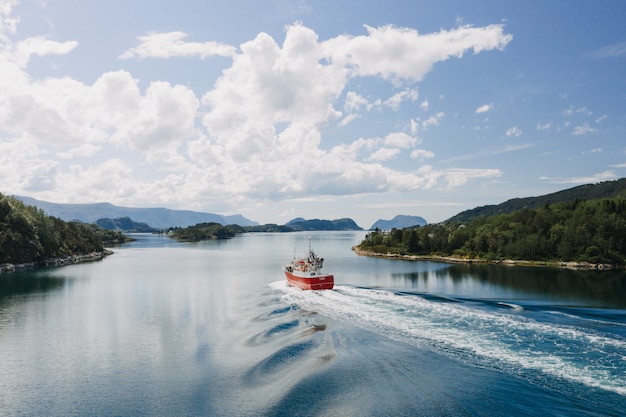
(1, 0, 625, 228)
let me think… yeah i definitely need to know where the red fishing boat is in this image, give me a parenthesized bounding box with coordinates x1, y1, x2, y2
(283, 239, 334, 290)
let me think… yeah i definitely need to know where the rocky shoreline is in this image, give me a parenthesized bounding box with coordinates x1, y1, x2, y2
(0, 249, 114, 273)
(352, 246, 617, 270)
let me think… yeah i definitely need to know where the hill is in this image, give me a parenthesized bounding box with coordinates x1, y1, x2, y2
(356, 197, 626, 267)
(15, 196, 258, 229)
(0, 193, 111, 267)
(95, 217, 158, 233)
(370, 215, 427, 230)
(447, 178, 626, 223)
(168, 223, 245, 241)
(285, 218, 362, 231)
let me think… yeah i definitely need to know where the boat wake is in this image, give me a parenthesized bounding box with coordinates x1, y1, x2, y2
(271, 281, 626, 397)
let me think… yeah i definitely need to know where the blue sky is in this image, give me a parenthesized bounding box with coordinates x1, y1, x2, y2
(1, 0, 625, 228)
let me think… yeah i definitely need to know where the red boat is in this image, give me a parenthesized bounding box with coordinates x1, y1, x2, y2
(283, 240, 334, 290)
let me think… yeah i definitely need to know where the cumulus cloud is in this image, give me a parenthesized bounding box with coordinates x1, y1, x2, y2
(368, 147, 401, 161)
(475, 103, 493, 113)
(506, 126, 522, 137)
(119, 31, 238, 59)
(383, 132, 416, 148)
(410, 149, 435, 160)
(344, 91, 369, 112)
(384, 88, 418, 110)
(0, 11, 511, 208)
(572, 123, 597, 136)
(323, 23, 512, 83)
(412, 112, 445, 133)
(13, 36, 78, 67)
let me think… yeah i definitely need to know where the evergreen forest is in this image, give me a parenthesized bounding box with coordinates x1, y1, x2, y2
(0, 193, 120, 265)
(168, 222, 245, 241)
(357, 198, 626, 266)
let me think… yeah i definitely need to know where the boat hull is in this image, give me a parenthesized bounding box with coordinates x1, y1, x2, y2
(284, 270, 334, 290)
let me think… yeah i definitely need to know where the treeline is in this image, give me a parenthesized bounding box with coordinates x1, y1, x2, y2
(0, 193, 116, 264)
(168, 222, 245, 241)
(448, 177, 626, 223)
(357, 198, 626, 265)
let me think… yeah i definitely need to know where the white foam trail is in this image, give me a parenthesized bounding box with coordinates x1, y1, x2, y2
(498, 302, 524, 311)
(276, 284, 626, 397)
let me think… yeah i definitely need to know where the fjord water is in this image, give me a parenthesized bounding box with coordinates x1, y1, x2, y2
(1, 232, 625, 416)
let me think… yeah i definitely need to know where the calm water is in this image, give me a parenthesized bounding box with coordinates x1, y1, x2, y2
(1, 232, 625, 416)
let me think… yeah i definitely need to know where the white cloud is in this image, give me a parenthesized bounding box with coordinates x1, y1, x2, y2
(536, 121, 552, 131)
(384, 88, 418, 110)
(0, 0, 19, 43)
(541, 171, 616, 185)
(588, 41, 626, 59)
(383, 132, 416, 148)
(475, 103, 493, 113)
(572, 123, 597, 136)
(563, 105, 592, 117)
(119, 31, 238, 59)
(344, 91, 369, 111)
(13, 36, 79, 67)
(506, 126, 522, 137)
(442, 168, 502, 188)
(410, 149, 435, 160)
(420, 100, 429, 111)
(421, 112, 445, 129)
(323, 23, 512, 83)
(338, 113, 360, 127)
(0, 12, 511, 208)
(368, 147, 401, 161)
(56, 144, 103, 159)
(445, 143, 532, 162)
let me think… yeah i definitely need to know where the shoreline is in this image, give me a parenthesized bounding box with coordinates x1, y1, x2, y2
(352, 246, 618, 270)
(0, 249, 114, 273)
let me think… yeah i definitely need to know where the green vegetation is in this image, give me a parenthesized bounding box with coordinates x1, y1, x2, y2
(94, 226, 133, 245)
(168, 222, 245, 241)
(448, 177, 626, 223)
(244, 224, 294, 232)
(0, 193, 108, 264)
(357, 198, 626, 266)
(286, 218, 362, 231)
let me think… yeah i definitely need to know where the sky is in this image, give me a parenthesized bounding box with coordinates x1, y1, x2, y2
(1, 0, 625, 228)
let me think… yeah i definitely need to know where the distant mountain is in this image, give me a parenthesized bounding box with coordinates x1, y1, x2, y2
(369, 215, 427, 230)
(446, 178, 626, 223)
(95, 217, 158, 233)
(285, 218, 363, 231)
(15, 196, 258, 229)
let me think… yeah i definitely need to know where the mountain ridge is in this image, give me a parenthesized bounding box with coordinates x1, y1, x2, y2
(15, 196, 258, 229)
(370, 215, 427, 230)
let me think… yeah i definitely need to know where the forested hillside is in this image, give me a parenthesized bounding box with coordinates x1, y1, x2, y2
(168, 223, 245, 241)
(357, 198, 626, 266)
(448, 178, 626, 223)
(0, 193, 112, 265)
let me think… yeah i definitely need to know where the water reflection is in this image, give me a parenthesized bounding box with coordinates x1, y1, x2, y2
(0, 270, 66, 301)
(391, 262, 626, 308)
